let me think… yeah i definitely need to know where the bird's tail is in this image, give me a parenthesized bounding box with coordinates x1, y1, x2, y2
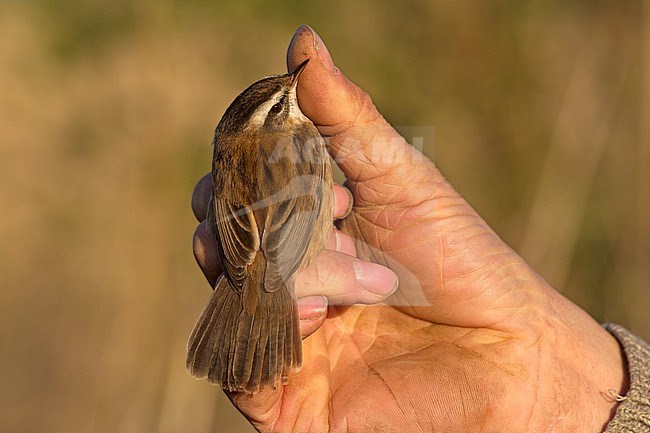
(186, 275, 301, 393)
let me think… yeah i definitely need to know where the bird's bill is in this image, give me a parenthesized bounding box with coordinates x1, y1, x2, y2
(289, 58, 310, 89)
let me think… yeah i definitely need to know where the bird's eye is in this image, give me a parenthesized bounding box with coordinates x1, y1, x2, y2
(270, 102, 283, 114)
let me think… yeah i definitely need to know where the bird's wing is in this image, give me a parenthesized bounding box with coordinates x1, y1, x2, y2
(260, 169, 325, 293)
(213, 129, 329, 295)
(213, 197, 259, 294)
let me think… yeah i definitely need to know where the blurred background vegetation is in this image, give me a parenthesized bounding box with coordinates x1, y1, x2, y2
(1, 0, 648, 431)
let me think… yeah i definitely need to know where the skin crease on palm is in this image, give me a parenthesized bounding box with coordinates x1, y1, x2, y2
(191, 25, 628, 433)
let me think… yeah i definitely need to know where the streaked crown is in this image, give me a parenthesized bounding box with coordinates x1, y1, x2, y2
(216, 59, 310, 137)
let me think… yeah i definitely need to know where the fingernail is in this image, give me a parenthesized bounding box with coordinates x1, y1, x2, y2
(291, 25, 337, 73)
(333, 185, 354, 220)
(342, 187, 353, 218)
(353, 261, 398, 296)
(297, 295, 328, 319)
(307, 26, 336, 73)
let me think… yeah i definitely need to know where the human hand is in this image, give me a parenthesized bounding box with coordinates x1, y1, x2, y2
(191, 25, 627, 432)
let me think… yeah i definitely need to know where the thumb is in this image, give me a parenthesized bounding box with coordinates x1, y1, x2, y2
(286, 25, 361, 137)
(287, 25, 427, 184)
(286, 26, 550, 333)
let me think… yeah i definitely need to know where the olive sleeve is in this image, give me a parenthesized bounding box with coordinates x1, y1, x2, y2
(603, 323, 650, 432)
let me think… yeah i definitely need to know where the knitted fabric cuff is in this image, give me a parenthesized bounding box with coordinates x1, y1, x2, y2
(603, 323, 650, 432)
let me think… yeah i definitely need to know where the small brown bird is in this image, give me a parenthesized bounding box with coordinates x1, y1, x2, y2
(186, 59, 333, 393)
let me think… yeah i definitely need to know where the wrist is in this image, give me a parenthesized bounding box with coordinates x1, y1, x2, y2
(541, 291, 628, 432)
(602, 323, 650, 432)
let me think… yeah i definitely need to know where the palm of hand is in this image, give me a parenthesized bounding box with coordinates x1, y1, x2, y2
(236, 168, 545, 433)
(291, 308, 539, 433)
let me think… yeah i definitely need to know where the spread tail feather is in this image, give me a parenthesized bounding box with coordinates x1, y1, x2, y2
(186, 276, 301, 393)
